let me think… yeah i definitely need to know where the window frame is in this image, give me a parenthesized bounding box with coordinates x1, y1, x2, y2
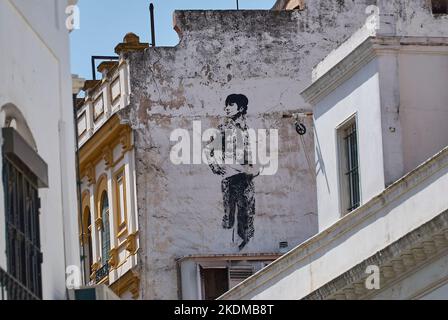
(81, 205, 94, 281)
(2, 127, 48, 299)
(197, 262, 255, 300)
(336, 114, 361, 216)
(100, 191, 111, 267)
(113, 166, 128, 238)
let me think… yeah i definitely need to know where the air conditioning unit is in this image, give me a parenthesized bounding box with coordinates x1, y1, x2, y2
(68, 285, 120, 300)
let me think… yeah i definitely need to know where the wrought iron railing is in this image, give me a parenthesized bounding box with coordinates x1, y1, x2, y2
(0, 267, 40, 300)
(95, 264, 109, 283)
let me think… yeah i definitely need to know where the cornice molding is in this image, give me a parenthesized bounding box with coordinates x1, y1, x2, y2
(304, 210, 448, 300)
(302, 36, 448, 106)
(302, 38, 376, 106)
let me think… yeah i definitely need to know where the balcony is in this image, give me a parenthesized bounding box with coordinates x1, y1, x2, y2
(0, 267, 40, 300)
(95, 263, 110, 284)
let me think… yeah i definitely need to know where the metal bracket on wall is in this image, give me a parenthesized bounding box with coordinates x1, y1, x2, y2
(293, 112, 313, 136)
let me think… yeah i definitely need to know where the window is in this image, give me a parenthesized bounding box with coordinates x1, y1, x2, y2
(2, 128, 48, 299)
(200, 267, 229, 300)
(100, 192, 110, 266)
(432, 0, 448, 14)
(337, 117, 360, 214)
(114, 170, 127, 234)
(199, 265, 254, 300)
(81, 207, 93, 281)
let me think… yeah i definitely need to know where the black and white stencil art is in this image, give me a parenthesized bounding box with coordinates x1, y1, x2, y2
(206, 94, 260, 251)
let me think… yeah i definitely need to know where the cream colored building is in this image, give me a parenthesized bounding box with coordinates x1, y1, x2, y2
(76, 34, 144, 299)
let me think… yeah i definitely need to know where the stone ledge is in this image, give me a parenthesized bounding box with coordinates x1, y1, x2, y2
(304, 209, 448, 300)
(172, 10, 300, 35)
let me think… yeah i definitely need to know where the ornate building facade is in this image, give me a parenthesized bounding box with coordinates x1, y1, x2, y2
(76, 34, 144, 299)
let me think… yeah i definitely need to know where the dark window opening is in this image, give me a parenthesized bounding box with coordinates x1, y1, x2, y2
(95, 191, 110, 284)
(199, 266, 255, 300)
(338, 118, 360, 215)
(201, 268, 229, 300)
(100, 192, 110, 266)
(81, 208, 93, 283)
(432, 0, 448, 14)
(2, 155, 42, 299)
(1, 127, 47, 300)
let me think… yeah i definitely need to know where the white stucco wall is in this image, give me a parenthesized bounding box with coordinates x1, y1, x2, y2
(314, 59, 384, 230)
(0, 127, 4, 272)
(399, 51, 448, 175)
(0, 0, 79, 299)
(313, 40, 448, 232)
(220, 146, 448, 300)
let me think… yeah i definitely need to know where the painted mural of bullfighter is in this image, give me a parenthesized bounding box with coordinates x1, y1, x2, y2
(206, 94, 260, 251)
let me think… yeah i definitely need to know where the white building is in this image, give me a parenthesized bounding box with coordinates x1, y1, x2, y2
(0, 0, 80, 299)
(220, 1, 448, 300)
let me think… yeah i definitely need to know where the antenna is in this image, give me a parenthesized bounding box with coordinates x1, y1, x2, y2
(236, 0, 239, 10)
(149, 3, 156, 47)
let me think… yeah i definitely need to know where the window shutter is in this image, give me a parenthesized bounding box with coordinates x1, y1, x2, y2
(228, 267, 254, 289)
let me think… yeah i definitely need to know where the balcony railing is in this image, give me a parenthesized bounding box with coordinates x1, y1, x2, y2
(95, 264, 109, 284)
(0, 267, 40, 300)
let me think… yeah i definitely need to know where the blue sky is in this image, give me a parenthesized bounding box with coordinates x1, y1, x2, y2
(70, 0, 275, 80)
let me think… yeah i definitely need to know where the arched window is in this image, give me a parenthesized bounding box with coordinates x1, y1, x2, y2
(100, 191, 110, 266)
(1, 104, 46, 299)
